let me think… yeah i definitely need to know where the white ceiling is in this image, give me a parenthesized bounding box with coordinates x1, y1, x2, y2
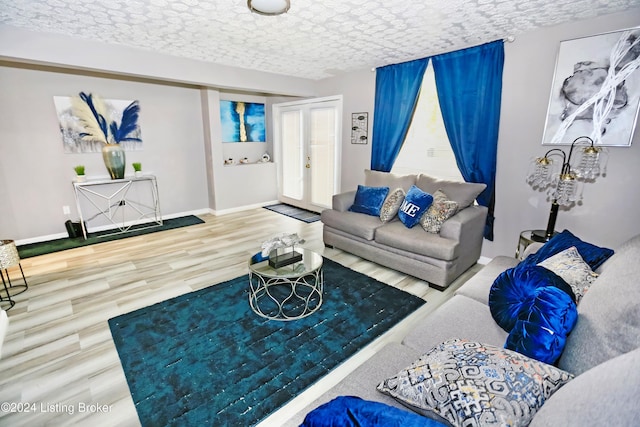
(1, 0, 639, 80)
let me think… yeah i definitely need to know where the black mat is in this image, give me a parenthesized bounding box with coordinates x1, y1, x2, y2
(263, 203, 321, 223)
(17, 215, 204, 258)
(109, 258, 426, 426)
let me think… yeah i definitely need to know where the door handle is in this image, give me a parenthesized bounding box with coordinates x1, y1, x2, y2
(305, 164, 310, 168)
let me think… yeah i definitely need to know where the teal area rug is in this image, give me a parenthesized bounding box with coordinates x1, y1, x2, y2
(263, 203, 321, 223)
(108, 258, 426, 426)
(17, 215, 204, 258)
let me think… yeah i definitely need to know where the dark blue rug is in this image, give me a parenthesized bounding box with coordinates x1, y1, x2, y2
(108, 258, 426, 426)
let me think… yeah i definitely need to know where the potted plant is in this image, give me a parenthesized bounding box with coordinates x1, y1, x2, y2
(132, 162, 142, 177)
(74, 165, 86, 182)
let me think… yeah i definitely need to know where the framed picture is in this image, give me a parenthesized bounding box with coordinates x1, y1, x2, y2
(220, 100, 265, 143)
(541, 27, 640, 146)
(54, 94, 143, 153)
(351, 112, 368, 144)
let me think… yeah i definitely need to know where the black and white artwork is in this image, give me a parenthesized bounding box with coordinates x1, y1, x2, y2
(351, 112, 368, 144)
(542, 28, 640, 146)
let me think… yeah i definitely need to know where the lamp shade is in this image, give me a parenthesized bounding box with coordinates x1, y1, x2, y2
(247, 0, 290, 15)
(0, 240, 19, 270)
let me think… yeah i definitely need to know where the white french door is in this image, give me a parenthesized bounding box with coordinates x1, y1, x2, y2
(273, 96, 342, 212)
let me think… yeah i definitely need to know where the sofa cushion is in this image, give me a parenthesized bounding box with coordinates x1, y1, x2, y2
(364, 169, 416, 192)
(377, 338, 573, 427)
(321, 209, 383, 241)
(558, 234, 640, 375)
(455, 256, 520, 305)
(419, 190, 458, 233)
(537, 246, 599, 303)
(397, 185, 433, 228)
(402, 295, 508, 352)
(301, 396, 448, 427)
(522, 229, 614, 270)
(349, 185, 389, 216)
(530, 347, 640, 427)
(379, 188, 405, 223)
(374, 221, 457, 260)
(416, 174, 486, 209)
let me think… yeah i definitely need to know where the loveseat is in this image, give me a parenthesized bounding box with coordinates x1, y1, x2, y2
(284, 231, 640, 426)
(321, 170, 488, 290)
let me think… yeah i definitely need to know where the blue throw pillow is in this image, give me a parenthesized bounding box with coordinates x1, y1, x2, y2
(349, 185, 390, 217)
(489, 264, 575, 332)
(522, 229, 614, 270)
(506, 290, 578, 365)
(397, 185, 433, 228)
(301, 395, 448, 427)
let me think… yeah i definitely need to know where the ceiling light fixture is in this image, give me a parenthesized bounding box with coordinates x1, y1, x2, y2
(247, 0, 290, 16)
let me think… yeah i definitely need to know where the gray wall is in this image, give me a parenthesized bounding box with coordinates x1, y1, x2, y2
(0, 65, 210, 241)
(316, 9, 640, 258)
(1, 10, 639, 259)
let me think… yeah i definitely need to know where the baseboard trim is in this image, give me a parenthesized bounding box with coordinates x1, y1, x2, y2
(211, 200, 280, 216)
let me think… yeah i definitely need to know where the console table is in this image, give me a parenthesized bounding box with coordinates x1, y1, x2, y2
(73, 176, 162, 239)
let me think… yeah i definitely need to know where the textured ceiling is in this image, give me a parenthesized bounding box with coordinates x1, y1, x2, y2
(1, 0, 639, 80)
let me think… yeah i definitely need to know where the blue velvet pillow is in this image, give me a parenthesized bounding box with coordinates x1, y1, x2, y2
(301, 396, 448, 427)
(397, 185, 433, 228)
(522, 229, 614, 270)
(489, 264, 576, 332)
(349, 185, 390, 217)
(506, 318, 571, 365)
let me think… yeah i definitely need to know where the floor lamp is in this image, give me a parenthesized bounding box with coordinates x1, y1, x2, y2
(526, 136, 604, 242)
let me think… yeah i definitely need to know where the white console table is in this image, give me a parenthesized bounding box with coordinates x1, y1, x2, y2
(72, 176, 162, 239)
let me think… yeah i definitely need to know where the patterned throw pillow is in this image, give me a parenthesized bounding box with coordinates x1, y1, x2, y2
(419, 190, 458, 233)
(538, 246, 599, 302)
(397, 185, 433, 228)
(377, 338, 573, 427)
(379, 188, 406, 223)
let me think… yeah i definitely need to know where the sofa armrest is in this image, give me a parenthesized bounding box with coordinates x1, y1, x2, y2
(439, 205, 488, 242)
(332, 190, 356, 212)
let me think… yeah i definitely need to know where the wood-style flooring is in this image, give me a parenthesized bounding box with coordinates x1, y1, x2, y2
(0, 209, 481, 426)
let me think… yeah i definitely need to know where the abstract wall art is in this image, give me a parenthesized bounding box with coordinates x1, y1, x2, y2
(542, 27, 640, 146)
(220, 100, 266, 143)
(54, 92, 143, 153)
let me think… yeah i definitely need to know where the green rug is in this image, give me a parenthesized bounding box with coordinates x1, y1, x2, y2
(17, 215, 204, 258)
(109, 258, 426, 426)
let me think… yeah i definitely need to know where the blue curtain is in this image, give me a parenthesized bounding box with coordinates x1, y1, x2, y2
(370, 58, 429, 172)
(432, 41, 504, 240)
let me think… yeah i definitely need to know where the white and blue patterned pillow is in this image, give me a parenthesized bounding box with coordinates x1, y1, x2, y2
(538, 246, 599, 302)
(377, 338, 573, 427)
(420, 189, 458, 233)
(379, 188, 406, 223)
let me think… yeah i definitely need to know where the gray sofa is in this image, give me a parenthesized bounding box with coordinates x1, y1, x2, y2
(321, 170, 488, 290)
(284, 233, 640, 426)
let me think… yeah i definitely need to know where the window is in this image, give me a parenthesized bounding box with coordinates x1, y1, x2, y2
(391, 62, 463, 181)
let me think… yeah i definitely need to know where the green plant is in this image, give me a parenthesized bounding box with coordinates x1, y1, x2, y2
(132, 162, 142, 172)
(74, 165, 85, 175)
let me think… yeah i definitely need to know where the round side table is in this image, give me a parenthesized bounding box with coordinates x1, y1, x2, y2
(248, 248, 323, 321)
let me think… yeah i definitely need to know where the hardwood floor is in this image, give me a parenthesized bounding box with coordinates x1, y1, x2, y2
(0, 209, 480, 426)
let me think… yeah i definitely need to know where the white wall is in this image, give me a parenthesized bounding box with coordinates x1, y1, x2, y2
(316, 9, 640, 258)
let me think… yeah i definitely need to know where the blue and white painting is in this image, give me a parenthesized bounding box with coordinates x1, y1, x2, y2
(220, 101, 266, 143)
(54, 92, 143, 153)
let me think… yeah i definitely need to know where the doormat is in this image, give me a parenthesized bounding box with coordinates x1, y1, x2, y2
(263, 203, 321, 223)
(109, 258, 426, 426)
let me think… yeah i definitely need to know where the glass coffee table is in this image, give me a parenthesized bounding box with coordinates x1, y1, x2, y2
(248, 248, 323, 321)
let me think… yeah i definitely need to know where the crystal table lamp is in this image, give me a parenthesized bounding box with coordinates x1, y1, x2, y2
(526, 136, 604, 242)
